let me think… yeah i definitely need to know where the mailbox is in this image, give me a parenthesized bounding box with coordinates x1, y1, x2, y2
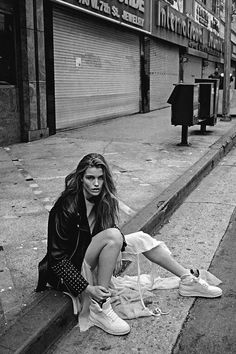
(167, 83, 199, 126)
(195, 78, 219, 125)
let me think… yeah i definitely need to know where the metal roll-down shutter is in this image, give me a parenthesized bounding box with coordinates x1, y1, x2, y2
(183, 55, 202, 83)
(53, 7, 141, 130)
(149, 39, 179, 110)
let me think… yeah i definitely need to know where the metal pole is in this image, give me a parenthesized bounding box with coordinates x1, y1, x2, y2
(221, 0, 232, 121)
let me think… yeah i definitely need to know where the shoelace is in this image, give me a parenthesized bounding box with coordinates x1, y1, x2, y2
(137, 254, 169, 317)
(105, 307, 120, 322)
(196, 278, 209, 288)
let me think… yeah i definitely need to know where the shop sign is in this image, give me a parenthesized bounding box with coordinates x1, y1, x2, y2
(155, 0, 204, 44)
(188, 32, 223, 57)
(163, 0, 183, 13)
(154, 0, 223, 56)
(195, 3, 209, 27)
(207, 31, 223, 55)
(195, 2, 220, 35)
(58, 0, 150, 31)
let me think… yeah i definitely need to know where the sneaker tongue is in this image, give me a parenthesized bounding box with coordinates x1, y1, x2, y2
(181, 273, 195, 281)
(101, 298, 110, 309)
(92, 298, 107, 308)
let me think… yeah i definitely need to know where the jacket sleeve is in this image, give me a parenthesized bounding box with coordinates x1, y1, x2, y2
(47, 200, 89, 296)
(50, 258, 89, 296)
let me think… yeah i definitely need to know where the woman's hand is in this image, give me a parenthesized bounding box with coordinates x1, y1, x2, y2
(113, 251, 122, 277)
(84, 284, 110, 302)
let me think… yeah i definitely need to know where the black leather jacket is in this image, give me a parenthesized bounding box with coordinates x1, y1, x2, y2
(36, 192, 102, 295)
(47, 192, 100, 269)
(36, 191, 126, 296)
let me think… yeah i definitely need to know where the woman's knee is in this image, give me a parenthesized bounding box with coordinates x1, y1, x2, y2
(102, 228, 123, 248)
(85, 229, 123, 269)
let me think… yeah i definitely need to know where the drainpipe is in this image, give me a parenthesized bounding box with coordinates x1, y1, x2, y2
(221, 0, 232, 121)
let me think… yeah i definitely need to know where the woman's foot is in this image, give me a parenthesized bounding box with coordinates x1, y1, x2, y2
(89, 297, 130, 335)
(179, 274, 222, 298)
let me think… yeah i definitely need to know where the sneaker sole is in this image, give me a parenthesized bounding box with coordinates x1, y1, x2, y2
(89, 315, 130, 336)
(179, 289, 222, 298)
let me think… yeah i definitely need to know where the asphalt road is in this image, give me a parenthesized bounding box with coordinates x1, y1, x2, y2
(172, 205, 236, 354)
(172, 189, 236, 351)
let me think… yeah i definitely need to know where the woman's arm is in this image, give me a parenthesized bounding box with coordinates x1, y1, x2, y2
(47, 200, 89, 296)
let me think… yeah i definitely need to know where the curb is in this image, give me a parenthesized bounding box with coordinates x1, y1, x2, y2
(0, 291, 76, 354)
(122, 125, 236, 236)
(1, 125, 236, 353)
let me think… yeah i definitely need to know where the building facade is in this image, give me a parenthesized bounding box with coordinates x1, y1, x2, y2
(0, 0, 234, 145)
(0, 0, 48, 145)
(45, 0, 150, 131)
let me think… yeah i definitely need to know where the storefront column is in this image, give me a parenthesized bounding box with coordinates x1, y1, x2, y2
(19, 0, 48, 141)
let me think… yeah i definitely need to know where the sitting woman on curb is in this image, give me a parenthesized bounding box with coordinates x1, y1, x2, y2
(36, 153, 222, 336)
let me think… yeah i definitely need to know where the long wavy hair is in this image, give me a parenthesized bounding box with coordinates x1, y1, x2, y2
(60, 153, 119, 229)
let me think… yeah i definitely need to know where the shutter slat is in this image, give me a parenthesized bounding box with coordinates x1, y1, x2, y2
(150, 39, 179, 110)
(183, 55, 202, 83)
(53, 7, 140, 129)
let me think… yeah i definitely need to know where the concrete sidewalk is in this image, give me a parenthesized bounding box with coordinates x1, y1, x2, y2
(1, 106, 236, 353)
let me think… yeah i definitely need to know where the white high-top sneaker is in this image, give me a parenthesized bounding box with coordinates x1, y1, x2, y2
(179, 275, 222, 298)
(89, 298, 130, 335)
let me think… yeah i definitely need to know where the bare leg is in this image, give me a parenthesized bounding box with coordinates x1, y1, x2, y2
(85, 228, 123, 288)
(143, 245, 190, 278)
(142, 242, 222, 298)
(86, 229, 131, 335)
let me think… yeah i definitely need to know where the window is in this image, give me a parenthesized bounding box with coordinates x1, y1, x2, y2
(0, 12, 16, 84)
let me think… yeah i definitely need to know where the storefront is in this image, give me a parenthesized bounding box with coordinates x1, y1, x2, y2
(49, 0, 150, 130)
(183, 53, 202, 82)
(150, 0, 224, 110)
(1, 0, 228, 145)
(202, 59, 217, 79)
(149, 38, 179, 110)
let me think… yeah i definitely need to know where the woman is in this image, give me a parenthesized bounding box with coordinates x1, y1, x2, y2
(36, 153, 222, 336)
